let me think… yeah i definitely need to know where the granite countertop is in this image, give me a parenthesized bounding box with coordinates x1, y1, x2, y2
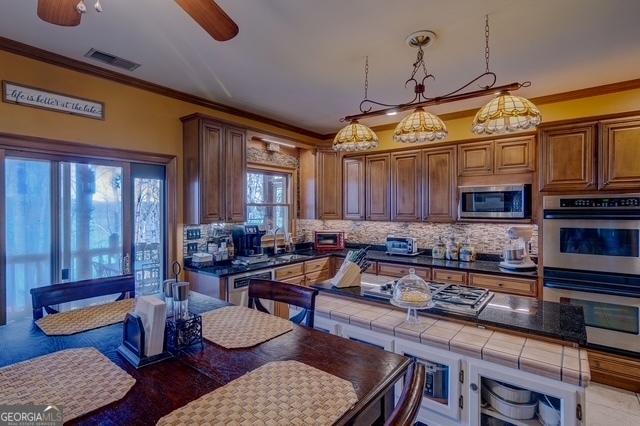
(184, 247, 538, 278)
(311, 281, 587, 345)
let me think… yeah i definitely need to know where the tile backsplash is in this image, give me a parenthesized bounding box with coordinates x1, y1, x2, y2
(296, 219, 538, 255)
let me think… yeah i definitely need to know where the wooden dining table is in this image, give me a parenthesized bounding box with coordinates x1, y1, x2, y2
(0, 293, 410, 425)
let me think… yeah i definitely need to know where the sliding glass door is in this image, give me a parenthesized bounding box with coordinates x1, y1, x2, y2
(4, 158, 52, 323)
(2, 153, 167, 324)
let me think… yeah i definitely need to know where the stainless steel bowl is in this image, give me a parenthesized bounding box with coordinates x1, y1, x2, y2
(502, 248, 525, 262)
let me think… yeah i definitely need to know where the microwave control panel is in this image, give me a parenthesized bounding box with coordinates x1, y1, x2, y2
(560, 197, 640, 208)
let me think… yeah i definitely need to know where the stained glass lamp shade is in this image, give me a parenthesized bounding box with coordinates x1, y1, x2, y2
(472, 92, 542, 135)
(332, 120, 379, 152)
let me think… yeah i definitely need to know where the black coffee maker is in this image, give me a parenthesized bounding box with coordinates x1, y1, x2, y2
(231, 225, 266, 256)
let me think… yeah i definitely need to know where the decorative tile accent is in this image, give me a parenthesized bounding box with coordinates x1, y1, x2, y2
(297, 219, 538, 255)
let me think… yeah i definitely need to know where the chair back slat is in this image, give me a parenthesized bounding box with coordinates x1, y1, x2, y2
(30, 275, 135, 320)
(384, 361, 426, 426)
(248, 279, 318, 327)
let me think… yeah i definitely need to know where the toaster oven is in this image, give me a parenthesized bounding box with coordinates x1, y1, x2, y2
(385, 236, 419, 256)
(314, 231, 345, 252)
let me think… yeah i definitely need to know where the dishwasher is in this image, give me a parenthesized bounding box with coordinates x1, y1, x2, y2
(228, 269, 275, 312)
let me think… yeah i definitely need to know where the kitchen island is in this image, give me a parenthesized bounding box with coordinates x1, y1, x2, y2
(309, 275, 590, 426)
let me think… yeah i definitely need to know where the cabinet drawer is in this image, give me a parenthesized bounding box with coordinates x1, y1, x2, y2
(304, 257, 332, 274)
(468, 273, 536, 296)
(306, 269, 332, 285)
(275, 263, 305, 280)
(432, 269, 467, 284)
(280, 274, 307, 286)
(377, 263, 430, 280)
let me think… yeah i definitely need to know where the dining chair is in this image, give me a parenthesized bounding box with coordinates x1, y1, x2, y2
(247, 279, 318, 327)
(384, 361, 426, 426)
(30, 275, 135, 320)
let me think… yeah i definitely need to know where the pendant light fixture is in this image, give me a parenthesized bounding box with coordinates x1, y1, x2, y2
(394, 107, 447, 143)
(471, 16, 541, 134)
(333, 57, 379, 151)
(337, 16, 541, 144)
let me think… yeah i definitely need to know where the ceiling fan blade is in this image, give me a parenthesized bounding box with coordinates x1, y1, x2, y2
(37, 0, 81, 27)
(175, 0, 239, 42)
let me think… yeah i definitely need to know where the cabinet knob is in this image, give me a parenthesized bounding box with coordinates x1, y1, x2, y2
(470, 383, 478, 392)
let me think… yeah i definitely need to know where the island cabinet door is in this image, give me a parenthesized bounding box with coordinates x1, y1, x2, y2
(343, 156, 366, 220)
(365, 153, 391, 221)
(391, 150, 422, 221)
(339, 324, 395, 352)
(394, 339, 464, 423)
(467, 359, 583, 426)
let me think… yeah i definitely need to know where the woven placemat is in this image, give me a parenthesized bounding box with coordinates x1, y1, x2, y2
(0, 348, 135, 422)
(157, 360, 358, 425)
(35, 298, 135, 335)
(201, 306, 293, 349)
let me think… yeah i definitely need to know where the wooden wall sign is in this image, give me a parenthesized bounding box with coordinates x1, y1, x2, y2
(2, 81, 104, 120)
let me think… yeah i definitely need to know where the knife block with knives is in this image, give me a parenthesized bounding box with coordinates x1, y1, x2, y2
(331, 248, 371, 288)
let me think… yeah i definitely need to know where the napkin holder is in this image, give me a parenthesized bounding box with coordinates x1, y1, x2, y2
(117, 297, 173, 368)
(331, 260, 362, 288)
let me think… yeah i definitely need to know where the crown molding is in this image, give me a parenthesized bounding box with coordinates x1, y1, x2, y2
(321, 77, 640, 139)
(0, 36, 326, 141)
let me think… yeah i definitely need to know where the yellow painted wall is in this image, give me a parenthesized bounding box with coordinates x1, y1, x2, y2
(0, 49, 322, 262)
(328, 88, 640, 150)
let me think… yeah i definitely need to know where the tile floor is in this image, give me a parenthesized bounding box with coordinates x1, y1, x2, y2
(586, 383, 640, 426)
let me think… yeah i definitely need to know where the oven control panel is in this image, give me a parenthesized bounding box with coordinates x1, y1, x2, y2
(560, 197, 640, 208)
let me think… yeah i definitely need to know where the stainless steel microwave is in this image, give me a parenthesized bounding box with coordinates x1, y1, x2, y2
(458, 185, 531, 219)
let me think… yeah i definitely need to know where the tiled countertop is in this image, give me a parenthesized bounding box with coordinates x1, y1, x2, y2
(315, 293, 591, 387)
(312, 279, 587, 345)
(184, 247, 538, 278)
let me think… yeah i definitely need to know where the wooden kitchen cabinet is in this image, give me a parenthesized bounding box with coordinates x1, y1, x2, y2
(316, 150, 342, 219)
(377, 262, 430, 280)
(599, 117, 640, 190)
(494, 136, 535, 174)
(468, 273, 536, 297)
(182, 115, 247, 224)
(432, 268, 467, 284)
(391, 150, 422, 221)
(423, 147, 457, 222)
(539, 123, 597, 191)
(365, 154, 391, 221)
(343, 156, 366, 220)
(275, 263, 305, 281)
(458, 140, 494, 176)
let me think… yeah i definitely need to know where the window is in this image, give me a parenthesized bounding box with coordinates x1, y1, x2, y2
(246, 169, 291, 233)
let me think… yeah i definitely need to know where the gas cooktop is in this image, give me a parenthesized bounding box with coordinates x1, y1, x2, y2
(362, 280, 494, 316)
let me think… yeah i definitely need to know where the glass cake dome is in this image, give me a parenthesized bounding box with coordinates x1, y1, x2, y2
(390, 268, 433, 323)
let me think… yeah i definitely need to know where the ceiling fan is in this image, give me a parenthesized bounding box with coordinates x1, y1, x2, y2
(36, 0, 239, 41)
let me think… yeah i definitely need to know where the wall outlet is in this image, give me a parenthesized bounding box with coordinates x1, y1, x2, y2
(186, 228, 201, 240)
(187, 243, 199, 254)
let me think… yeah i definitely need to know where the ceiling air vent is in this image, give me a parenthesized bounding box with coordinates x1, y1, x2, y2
(84, 48, 140, 71)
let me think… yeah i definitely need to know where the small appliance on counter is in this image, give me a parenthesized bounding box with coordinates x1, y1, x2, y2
(232, 225, 266, 257)
(499, 226, 536, 271)
(385, 236, 420, 256)
(314, 231, 345, 252)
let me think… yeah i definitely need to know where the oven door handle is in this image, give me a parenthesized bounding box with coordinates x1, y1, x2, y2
(544, 209, 640, 220)
(544, 279, 640, 298)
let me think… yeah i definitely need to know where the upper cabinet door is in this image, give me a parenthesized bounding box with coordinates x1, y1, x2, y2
(599, 118, 640, 190)
(316, 150, 342, 219)
(539, 123, 597, 191)
(423, 147, 456, 222)
(366, 154, 391, 221)
(458, 141, 494, 176)
(200, 122, 225, 223)
(224, 126, 247, 222)
(391, 150, 422, 221)
(343, 156, 366, 220)
(494, 136, 535, 174)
